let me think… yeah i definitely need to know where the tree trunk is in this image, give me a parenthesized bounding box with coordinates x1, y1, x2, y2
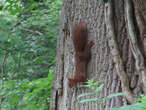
(50, 0, 146, 110)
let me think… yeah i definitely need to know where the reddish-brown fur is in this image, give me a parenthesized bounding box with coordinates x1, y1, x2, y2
(68, 22, 94, 88)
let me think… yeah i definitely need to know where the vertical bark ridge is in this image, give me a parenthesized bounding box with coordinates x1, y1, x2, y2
(133, 0, 146, 21)
(105, 0, 134, 103)
(125, 0, 146, 93)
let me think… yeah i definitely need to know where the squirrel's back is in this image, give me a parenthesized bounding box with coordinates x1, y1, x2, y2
(73, 22, 88, 51)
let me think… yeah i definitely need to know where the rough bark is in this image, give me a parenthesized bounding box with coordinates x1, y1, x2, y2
(50, 0, 146, 110)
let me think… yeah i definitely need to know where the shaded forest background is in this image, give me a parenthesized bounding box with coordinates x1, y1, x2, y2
(0, 0, 61, 109)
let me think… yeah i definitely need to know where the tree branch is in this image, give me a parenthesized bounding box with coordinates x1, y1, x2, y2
(21, 28, 43, 36)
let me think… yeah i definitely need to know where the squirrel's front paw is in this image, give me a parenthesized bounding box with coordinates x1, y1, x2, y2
(88, 41, 94, 48)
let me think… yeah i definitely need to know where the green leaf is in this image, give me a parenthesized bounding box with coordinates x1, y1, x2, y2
(0, 33, 9, 41)
(0, 5, 3, 10)
(87, 79, 94, 84)
(79, 98, 98, 103)
(106, 93, 124, 99)
(33, 57, 43, 64)
(96, 84, 104, 92)
(111, 102, 146, 110)
(28, 17, 34, 22)
(93, 81, 100, 86)
(77, 92, 95, 99)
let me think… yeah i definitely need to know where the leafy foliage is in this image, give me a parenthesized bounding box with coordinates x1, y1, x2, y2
(78, 80, 146, 110)
(111, 95, 146, 110)
(77, 79, 123, 109)
(0, 0, 61, 80)
(0, 0, 61, 109)
(0, 72, 53, 110)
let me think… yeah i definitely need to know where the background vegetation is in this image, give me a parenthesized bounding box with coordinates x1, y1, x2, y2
(0, 0, 61, 109)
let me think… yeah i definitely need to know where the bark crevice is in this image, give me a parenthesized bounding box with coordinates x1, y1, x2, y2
(55, 91, 59, 110)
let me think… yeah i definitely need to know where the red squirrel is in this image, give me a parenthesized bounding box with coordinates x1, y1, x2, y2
(68, 22, 94, 88)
